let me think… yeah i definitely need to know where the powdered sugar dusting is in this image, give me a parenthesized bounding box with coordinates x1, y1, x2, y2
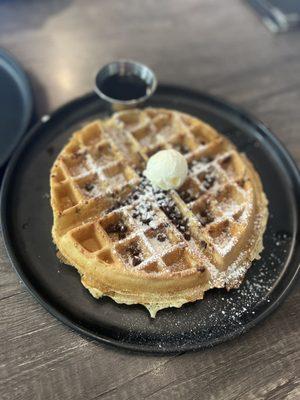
(52, 109, 269, 323)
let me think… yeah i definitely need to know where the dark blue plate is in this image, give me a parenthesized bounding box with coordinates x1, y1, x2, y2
(1, 86, 299, 353)
(0, 49, 33, 169)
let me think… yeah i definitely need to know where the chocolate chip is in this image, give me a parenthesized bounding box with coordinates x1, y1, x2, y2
(198, 217, 207, 226)
(237, 178, 246, 188)
(117, 224, 128, 239)
(107, 200, 122, 213)
(179, 190, 196, 203)
(202, 175, 215, 190)
(106, 221, 128, 239)
(180, 192, 190, 202)
(72, 152, 80, 159)
(174, 143, 189, 154)
(178, 225, 186, 233)
(119, 224, 127, 233)
(221, 155, 232, 165)
(84, 183, 94, 192)
(184, 232, 191, 241)
(157, 233, 167, 242)
(198, 209, 214, 226)
(132, 211, 139, 219)
(132, 256, 141, 266)
(106, 223, 117, 233)
(142, 217, 152, 225)
(128, 245, 140, 257)
(73, 150, 86, 159)
(197, 266, 205, 273)
(200, 240, 207, 249)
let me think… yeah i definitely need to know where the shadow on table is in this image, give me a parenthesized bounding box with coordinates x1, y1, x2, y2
(26, 69, 50, 118)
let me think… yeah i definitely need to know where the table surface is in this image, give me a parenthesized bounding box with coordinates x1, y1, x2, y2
(0, 1, 299, 399)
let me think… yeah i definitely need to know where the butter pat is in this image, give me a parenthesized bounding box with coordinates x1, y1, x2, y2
(144, 149, 188, 190)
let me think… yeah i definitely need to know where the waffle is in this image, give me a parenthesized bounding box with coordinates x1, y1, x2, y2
(50, 108, 268, 317)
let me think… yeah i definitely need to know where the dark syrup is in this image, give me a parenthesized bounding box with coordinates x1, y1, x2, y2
(99, 74, 148, 101)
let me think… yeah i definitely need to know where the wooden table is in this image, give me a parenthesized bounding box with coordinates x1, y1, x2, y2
(1, 1, 299, 399)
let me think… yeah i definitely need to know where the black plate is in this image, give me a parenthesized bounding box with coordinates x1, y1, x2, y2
(1, 86, 300, 353)
(0, 49, 33, 169)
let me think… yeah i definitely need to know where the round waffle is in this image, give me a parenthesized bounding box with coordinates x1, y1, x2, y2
(50, 108, 268, 317)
